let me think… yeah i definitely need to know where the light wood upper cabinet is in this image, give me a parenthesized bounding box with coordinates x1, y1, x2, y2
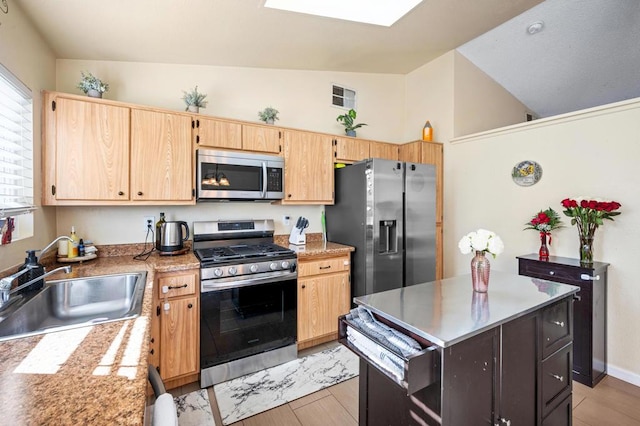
(282, 130, 334, 204)
(369, 141, 399, 160)
(49, 96, 130, 202)
(334, 136, 370, 163)
(242, 124, 282, 154)
(194, 117, 242, 150)
(131, 109, 193, 201)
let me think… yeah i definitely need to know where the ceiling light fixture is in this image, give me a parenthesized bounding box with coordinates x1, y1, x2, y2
(264, 0, 423, 27)
(527, 21, 544, 35)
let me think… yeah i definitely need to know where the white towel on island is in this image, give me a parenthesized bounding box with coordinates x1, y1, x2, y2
(152, 393, 178, 426)
(347, 326, 404, 381)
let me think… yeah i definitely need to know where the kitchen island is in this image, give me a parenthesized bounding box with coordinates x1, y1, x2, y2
(340, 271, 580, 426)
(0, 249, 198, 426)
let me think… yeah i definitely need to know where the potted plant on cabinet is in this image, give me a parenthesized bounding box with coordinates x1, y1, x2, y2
(336, 108, 367, 137)
(182, 86, 208, 113)
(77, 71, 109, 98)
(258, 107, 279, 124)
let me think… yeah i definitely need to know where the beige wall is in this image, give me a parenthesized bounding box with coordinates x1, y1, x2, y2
(56, 60, 405, 142)
(448, 99, 640, 385)
(0, 3, 57, 270)
(453, 51, 529, 137)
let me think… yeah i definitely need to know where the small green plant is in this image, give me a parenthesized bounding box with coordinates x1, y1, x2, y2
(76, 71, 109, 94)
(336, 109, 367, 135)
(258, 107, 279, 123)
(182, 86, 208, 111)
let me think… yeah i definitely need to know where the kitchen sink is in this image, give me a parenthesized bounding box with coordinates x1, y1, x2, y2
(0, 271, 147, 342)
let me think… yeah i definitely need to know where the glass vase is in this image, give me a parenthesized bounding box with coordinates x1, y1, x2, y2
(580, 235, 594, 266)
(539, 232, 549, 261)
(471, 251, 490, 292)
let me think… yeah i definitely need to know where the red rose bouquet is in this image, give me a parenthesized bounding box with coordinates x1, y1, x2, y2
(561, 197, 622, 264)
(524, 208, 563, 260)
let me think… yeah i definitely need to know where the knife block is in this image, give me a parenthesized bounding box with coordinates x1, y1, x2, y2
(289, 228, 306, 245)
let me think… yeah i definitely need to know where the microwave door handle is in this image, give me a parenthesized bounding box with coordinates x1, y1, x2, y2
(261, 161, 267, 198)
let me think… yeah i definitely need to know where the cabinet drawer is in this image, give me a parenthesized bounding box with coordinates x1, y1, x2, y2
(338, 313, 439, 395)
(157, 272, 198, 298)
(519, 258, 590, 286)
(541, 298, 572, 358)
(542, 394, 572, 426)
(298, 255, 350, 277)
(541, 343, 572, 417)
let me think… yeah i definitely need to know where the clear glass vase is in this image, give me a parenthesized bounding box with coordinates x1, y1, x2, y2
(580, 234, 594, 266)
(471, 251, 490, 292)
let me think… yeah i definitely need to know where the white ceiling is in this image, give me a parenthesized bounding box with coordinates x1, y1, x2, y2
(16, 0, 639, 118)
(458, 0, 640, 118)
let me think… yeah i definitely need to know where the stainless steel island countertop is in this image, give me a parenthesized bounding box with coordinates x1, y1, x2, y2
(354, 270, 580, 348)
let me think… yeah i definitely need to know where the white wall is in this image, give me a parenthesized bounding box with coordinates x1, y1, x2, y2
(448, 99, 640, 385)
(0, 2, 57, 270)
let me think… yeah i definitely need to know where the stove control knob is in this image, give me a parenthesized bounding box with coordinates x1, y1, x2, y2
(213, 268, 223, 277)
(250, 264, 259, 273)
(270, 262, 279, 271)
(281, 261, 290, 269)
(228, 267, 237, 276)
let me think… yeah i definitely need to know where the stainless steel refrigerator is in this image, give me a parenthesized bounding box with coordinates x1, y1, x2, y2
(325, 158, 436, 298)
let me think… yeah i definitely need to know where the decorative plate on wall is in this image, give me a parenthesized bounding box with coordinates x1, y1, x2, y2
(512, 160, 542, 186)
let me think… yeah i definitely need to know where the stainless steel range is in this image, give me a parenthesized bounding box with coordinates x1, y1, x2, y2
(193, 219, 298, 388)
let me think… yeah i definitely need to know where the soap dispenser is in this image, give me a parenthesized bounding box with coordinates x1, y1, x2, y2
(17, 250, 46, 293)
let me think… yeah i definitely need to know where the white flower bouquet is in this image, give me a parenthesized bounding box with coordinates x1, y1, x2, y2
(458, 229, 504, 258)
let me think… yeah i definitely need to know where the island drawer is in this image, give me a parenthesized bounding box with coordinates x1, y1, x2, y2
(541, 343, 572, 417)
(338, 313, 439, 395)
(540, 298, 573, 358)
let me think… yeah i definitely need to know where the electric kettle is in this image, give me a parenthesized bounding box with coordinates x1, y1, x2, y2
(158, 221, 189, 253)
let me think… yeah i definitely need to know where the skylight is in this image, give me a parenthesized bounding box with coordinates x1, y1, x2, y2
(264, 0, 423, 27)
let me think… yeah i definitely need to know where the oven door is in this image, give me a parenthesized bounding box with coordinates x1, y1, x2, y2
(200, 274, 297, 372)
(197, 149, 284, 201)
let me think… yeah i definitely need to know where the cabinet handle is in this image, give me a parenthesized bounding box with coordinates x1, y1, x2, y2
(150, 337, 154, 343)
(188, 303, 193, 309)
(549, 373, 564, 382)
(301, 284, 306, 289)
(574, 294, 582, 302)
(552, 320, 565, 327)
(162, 284, 188, 293)
(495, 418, 511, 426)
(150, 349, 154, 355)
(581, 273, 600, 281)
(288, 194, 292, 198)
(548, 271, 555, 275)
(319, 265, 331, 270)
(137, 191, 143, 196)
(118, 191, 124, 196)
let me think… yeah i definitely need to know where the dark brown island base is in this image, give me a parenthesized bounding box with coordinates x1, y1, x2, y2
(339, 271, 580, 426)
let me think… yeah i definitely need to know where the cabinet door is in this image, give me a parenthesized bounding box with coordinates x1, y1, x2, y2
(398, 141, 421, 162)
(283, 130, 334, 204)
(131, 109, 193, 201)
(369, 141, 398, 160)
(243, 124, 281, 154)
(196, 117, 242, 149)
(421, 142, 444, 223)
(55, 97, 130, 200)
(334, 137, 370, 163)
(298, 273, 350, 342)
(160, 296, 199, 381)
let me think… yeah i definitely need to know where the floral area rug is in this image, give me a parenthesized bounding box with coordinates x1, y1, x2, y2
(214, 344, 358, 425)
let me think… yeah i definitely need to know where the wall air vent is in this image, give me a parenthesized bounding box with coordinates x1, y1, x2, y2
(332, 84, 356, 109)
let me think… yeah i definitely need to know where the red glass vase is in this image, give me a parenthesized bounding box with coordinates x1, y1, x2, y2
(539, 232, 549, 261)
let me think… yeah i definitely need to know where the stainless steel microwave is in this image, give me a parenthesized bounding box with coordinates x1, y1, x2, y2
(196, 149, 284, 201)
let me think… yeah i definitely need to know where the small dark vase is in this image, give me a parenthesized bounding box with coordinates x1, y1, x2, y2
(471, 251, 490, 292)
(539, 232, 549, 261)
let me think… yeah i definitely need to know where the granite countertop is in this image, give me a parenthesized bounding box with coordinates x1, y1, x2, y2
(0, 247, 198, 426)
(355, 270, 580, 348)
(274, 233, 355, 259)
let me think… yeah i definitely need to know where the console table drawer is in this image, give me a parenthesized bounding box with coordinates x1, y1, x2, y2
(541, 298, 573, 358)
(542, 343, 572, 416)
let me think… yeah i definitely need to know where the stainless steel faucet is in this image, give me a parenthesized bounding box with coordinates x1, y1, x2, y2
(0, 265, 72, 308)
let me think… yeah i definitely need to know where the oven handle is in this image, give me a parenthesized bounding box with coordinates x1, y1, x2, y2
(261, 161, 267, 199)
(201, 271, 297, 292)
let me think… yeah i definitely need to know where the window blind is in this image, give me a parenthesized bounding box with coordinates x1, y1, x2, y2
(0, 63, 34, 218)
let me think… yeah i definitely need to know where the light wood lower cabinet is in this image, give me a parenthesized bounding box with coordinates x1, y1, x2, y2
(150, 269, 200, 389)
(297, 253, 351, 350)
